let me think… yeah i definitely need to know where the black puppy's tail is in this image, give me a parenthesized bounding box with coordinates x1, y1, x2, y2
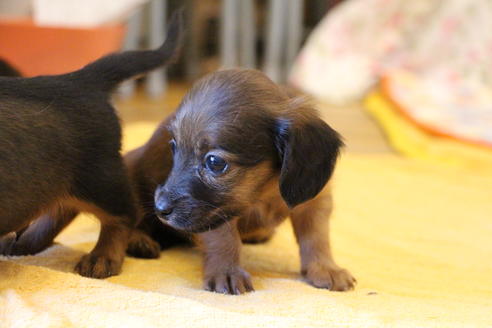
(0, 59, 21, 77)
(71, 9, 183, 92)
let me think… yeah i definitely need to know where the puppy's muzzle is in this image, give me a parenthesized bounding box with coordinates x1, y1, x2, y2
(154, 193, 174, 220)
(155, 201, 173, 218)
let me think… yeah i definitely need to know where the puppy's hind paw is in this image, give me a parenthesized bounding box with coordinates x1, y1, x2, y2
(126, 230, 161, 259)
(0, 232, 17, 255)
(0, 231, 53, 256)
(204, 267, 254, 295)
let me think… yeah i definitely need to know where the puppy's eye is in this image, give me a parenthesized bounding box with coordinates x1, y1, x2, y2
(205, 155, 228, 174)
(169, 139, 176, 154)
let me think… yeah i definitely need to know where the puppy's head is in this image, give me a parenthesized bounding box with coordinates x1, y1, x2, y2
(154, 69, 342, 232)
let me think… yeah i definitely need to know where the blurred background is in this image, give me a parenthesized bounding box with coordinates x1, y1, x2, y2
(1, 0, 491, 161)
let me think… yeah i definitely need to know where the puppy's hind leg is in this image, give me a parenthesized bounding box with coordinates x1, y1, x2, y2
(74, 209, 131, 279)
(127, 216, 190, 258)
(126, 228, 161, 259)
(241, 227, 275, 244)
(72, 159, 157, 278)
(0, 206, 78, 256)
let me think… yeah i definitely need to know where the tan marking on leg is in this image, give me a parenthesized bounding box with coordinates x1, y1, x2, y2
(196, 218, 254, 294)
(290, 188, 356, 291)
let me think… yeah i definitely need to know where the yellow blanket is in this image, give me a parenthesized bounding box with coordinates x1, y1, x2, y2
(364, 91, 492, 167)
(1, 123, 491, 327)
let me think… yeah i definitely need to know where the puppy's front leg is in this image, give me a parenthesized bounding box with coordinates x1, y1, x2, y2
(197, 218, 254, 295)
(290, 192, 356, 291)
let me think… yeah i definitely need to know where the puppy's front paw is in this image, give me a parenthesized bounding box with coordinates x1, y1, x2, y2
(75, 253, 123, 279)
(204, 267, 254, 295)
(126, 230, 161, 259)
(303, 262, 356, 291)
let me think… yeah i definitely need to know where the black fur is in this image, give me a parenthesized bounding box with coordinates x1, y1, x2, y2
(0, 59, 21, 77)
(0, 10, 184, 277)
(67, 12, 182, 93)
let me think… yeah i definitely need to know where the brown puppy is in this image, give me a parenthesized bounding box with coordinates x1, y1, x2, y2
(126, 69, 356, 294)
(0, 11, 183, 278)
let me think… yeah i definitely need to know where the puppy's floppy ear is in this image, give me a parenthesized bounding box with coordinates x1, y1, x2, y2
(274, 100, 343, 208)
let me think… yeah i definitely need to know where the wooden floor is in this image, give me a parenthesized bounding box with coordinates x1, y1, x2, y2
(115, 81, 391, 154)
(318, 102, 392, 153)
(115, 82, 189, 123)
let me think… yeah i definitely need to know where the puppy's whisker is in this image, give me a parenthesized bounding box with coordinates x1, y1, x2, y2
(140, 202, 157, 210)
(141, 174, 161, 188)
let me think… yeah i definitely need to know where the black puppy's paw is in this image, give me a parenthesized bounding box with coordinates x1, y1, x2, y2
(75, 252, 123, 279)
(126, 230, 161, 259)
(0, 232, 17, 255)
(0, 231, 53, 256)
(204, 266, 254, 295)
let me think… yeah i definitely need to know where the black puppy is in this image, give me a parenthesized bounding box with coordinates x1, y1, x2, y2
(0, 11, 182, 278)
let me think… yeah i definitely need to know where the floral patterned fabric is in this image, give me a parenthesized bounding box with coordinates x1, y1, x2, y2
(290, 0, 492, 147)
(382, 70, 492, 148)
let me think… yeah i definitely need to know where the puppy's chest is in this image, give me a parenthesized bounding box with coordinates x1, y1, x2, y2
(238, 197, 289, 233)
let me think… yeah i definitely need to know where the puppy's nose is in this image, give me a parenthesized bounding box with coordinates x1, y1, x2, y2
(155, 198, 173, 218)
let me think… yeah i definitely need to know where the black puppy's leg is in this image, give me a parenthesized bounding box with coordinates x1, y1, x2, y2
(74, 209, 131, 278)
(0, 206, 78, 256)
(73, 194, 132, 278)
(0, 233, 17, 255)
(72, 159, 157, 278)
